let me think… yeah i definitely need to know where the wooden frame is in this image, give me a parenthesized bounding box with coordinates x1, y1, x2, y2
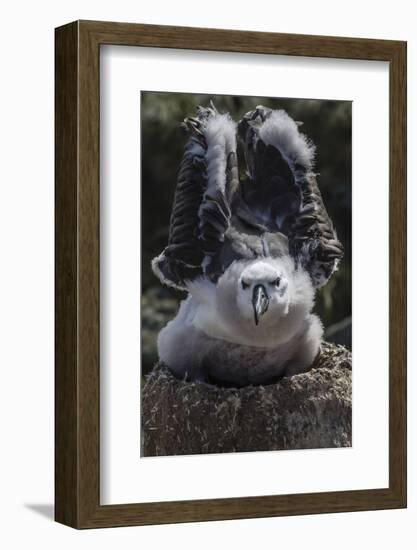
(55, 20, 407, 529)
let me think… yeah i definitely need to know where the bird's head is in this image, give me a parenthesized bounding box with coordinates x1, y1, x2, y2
(189, 256, 315, 348)
(236, 260, 290, 327)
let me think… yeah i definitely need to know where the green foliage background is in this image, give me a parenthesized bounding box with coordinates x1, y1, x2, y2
(141, 91, 352, 374)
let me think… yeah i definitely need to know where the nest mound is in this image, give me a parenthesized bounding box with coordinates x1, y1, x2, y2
(142, 342, 352, 456)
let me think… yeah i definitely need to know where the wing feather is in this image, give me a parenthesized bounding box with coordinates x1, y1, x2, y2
(152, 105, 237, 289)
(238, 106, 343, 287)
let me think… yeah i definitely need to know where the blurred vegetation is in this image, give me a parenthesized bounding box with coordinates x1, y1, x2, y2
(141, 92, 352, 374)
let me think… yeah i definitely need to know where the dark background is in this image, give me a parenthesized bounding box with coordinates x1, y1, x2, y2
(141, 92, 352, 375)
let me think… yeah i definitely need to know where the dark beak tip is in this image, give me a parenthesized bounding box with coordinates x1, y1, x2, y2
(252, 284, 269, 326)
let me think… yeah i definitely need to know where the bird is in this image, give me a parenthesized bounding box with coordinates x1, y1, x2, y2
(151, 103, 343, 387)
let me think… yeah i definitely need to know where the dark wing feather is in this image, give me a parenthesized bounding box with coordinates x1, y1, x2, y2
(238, 106, 343, 287)
(289, 170, 344, 287)
(152, 105, 237, 289)
(152, 139, 206, 288)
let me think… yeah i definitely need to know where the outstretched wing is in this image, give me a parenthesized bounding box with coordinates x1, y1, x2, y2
(152, 104, 238, 290)
(238, 106, 343, 288)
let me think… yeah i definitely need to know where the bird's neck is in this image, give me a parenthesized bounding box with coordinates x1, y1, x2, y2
(192, 301, 303, 349)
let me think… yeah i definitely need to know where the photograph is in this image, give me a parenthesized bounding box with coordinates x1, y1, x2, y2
(0, 0, 410, 542)
(140, 91, 352, 457)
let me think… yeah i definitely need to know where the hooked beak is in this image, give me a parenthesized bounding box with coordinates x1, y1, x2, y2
(252, 284, 269, 326)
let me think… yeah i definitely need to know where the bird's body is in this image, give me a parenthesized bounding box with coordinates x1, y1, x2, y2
(158, 257, 323, 386)
(152, 103, 343, 387)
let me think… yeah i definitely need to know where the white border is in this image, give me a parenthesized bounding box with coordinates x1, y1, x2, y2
(100, 45, 389, 505)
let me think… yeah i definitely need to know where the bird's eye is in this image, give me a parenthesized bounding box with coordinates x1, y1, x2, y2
(272, 277, 281, 287)
(241, 280, 249, 290)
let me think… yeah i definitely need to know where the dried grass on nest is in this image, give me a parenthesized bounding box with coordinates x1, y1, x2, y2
(142, 342, 352, 456)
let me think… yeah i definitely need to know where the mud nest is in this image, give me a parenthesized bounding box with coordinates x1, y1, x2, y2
(142, 342, 352, 456)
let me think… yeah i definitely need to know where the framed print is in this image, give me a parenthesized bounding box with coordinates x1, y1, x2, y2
(55, 20, 406, 528)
